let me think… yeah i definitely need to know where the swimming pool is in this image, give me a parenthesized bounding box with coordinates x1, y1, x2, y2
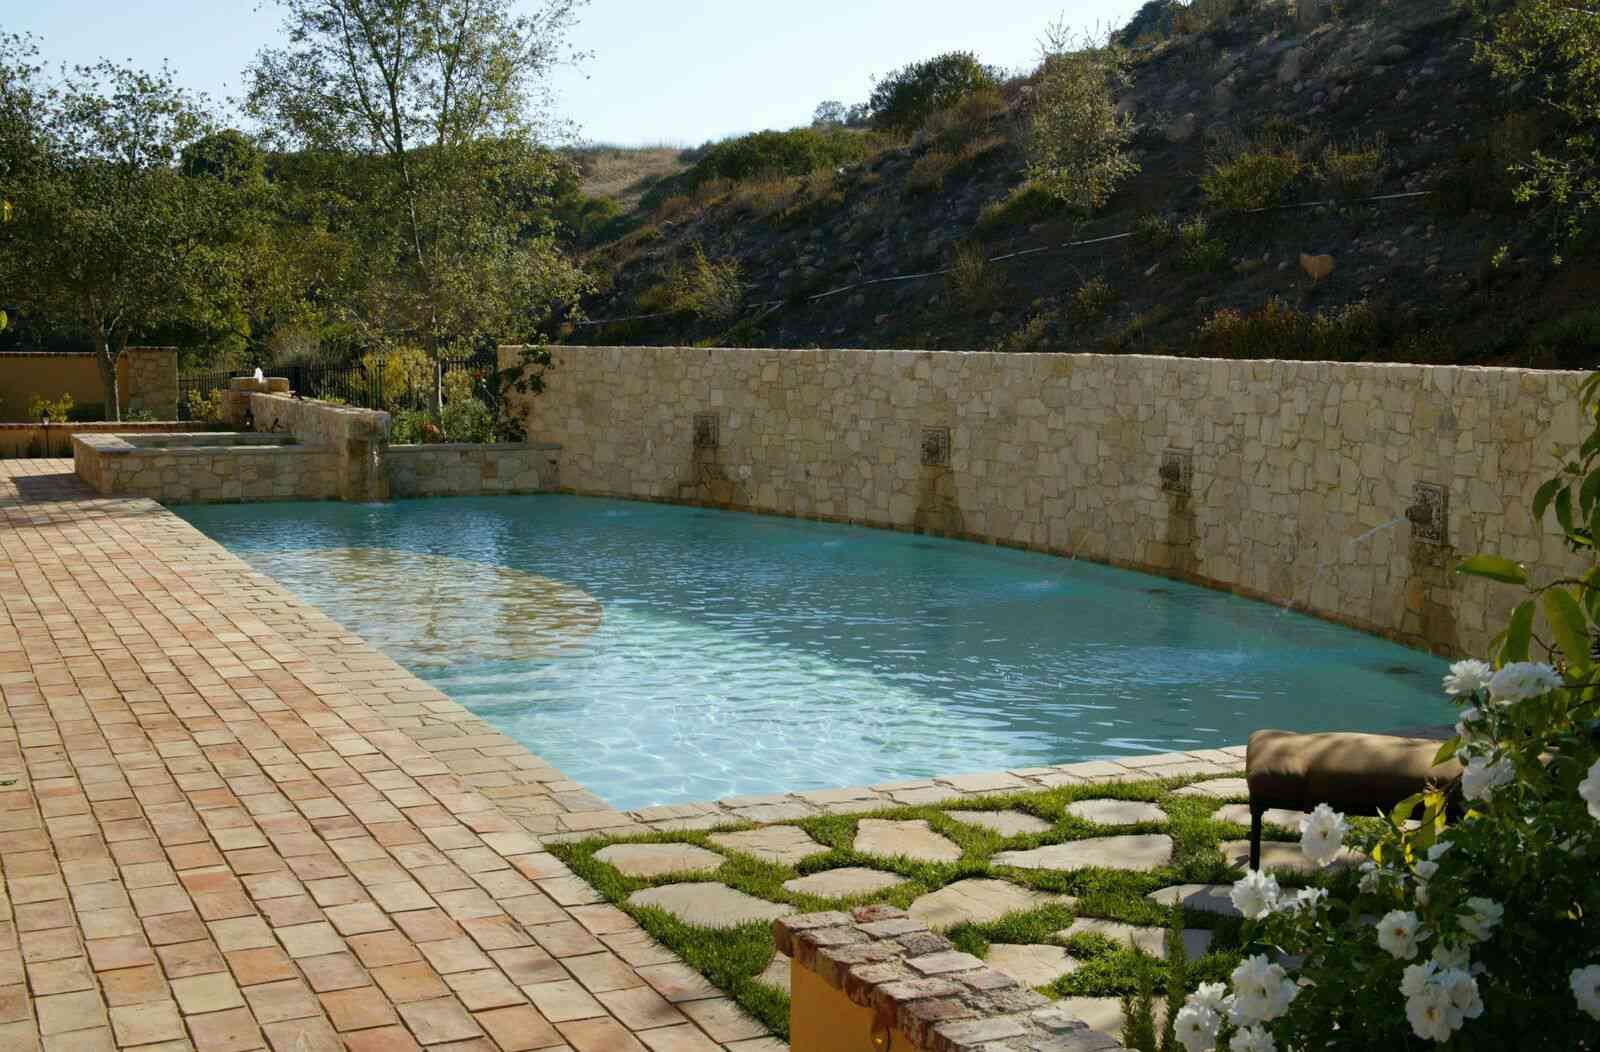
(179, 495, 1455, 809)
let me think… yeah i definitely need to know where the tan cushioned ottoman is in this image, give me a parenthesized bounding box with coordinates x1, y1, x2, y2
(1246, 729, 1463, 812)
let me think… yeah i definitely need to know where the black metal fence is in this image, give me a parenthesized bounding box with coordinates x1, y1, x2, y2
(178, 351, 498, 422)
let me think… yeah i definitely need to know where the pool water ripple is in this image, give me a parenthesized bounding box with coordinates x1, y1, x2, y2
(179, 495, 1454, 809)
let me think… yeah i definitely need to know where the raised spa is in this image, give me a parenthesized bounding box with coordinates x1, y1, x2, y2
(179, 495, 1454, 809)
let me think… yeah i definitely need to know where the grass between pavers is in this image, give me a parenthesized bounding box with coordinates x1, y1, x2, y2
(551, 776, 1383, 1041)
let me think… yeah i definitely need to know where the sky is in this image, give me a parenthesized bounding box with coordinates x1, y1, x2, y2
(11, 0, 1145, 147)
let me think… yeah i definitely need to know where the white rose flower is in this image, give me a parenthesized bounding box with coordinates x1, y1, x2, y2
(1174, 1002, 1221, 1052)
(1458, 897, 1503, 942)
(1572, 965, 1600, 1021)
(1486, 661, 1561, 703)
(1442, 969, 1483, 1021)
(1426, 840, 1453, 861)
(1412, 859, 1439, 905)
(1377, 910, 1424, 960)
(1453, 706, 1484, 741)
(1299, 803, 1350, 868)
(1230, 869, 1281, 921)
(1430, 941, 1470, 971)
(1401, 961, 1440, 998)
(1228, 955, 1298, 1025)
(1580, 759, 1600, 822)
(1442, 659, 1493, 696)
(1190, 982, 1229, 1014)
(1461, 754, 1516, 800)
(1289, 886, 1328, 913)
(1358, 860, 1381, 893)
(1405, 983, 1455, 1042)
(1231, 1025, 1277, 1052)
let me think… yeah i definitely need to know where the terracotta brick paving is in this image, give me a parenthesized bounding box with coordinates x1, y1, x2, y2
(0, 461, 782, 1051)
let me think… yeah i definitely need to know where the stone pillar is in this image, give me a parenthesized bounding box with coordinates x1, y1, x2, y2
(775, 907, 1124, 1052)
(224, 377, 291, 428)
(121, 347, 180, 419)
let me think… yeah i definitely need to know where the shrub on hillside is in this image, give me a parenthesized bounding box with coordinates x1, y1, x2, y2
(1203, 133, 1306, 211)
(975, 184, 1067, 234)
(643, 128, 874, 209)
(1026, 46, 1138, 211)
(1193, 296, 1378, 360)
(638, 245, 744, 321)
(1070, 277, 1119, 322)
(1322, 135, 1386, 199)
(922, 88, 1010, 149)
(947, 243, 1002, 309)
(1176, 216, 1229, 271)
(868, 52, 1002, 133)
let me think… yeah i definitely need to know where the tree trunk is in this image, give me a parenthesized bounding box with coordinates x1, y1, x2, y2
(96, 338, 122, 423)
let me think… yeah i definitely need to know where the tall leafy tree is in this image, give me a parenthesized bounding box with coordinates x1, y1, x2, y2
(0, 39, 252, 418)
(245, 0, 591, 403)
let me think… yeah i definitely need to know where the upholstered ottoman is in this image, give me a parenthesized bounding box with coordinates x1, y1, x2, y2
(1244, 729, 1464, 869)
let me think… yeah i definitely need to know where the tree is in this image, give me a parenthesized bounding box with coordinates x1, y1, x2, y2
(1026, 43, 1138, 212)
(245, 0, 592, 405)
(1474, 0, 1600, 261)
(0, 41, 251, 419)
(868, 51, 1002, 133)
(812, 100, 846, 127)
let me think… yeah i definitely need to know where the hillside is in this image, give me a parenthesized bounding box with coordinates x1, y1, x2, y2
(564, 0, 1600, 369)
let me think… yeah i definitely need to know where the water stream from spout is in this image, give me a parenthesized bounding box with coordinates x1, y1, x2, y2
(1279, 515, 1408, 617)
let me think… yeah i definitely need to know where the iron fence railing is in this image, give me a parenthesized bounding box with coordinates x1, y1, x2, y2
(178, 351, 498, 422)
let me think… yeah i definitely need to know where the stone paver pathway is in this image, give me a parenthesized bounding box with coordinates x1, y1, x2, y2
(906, 879, 1074, 932)
(626, 885, 794, 929)
(594, 844, 724, 878)
(1064, 800, 1168, 825)
(944, 810, 1052, 837)
(994, 835, 1174, 872)
(1213, 804, 1308, 830)
(982, 944, 1079, 988)
(1059, 918, 1213, 960)
(1146, 884, 1241, 917)
(852, 819, 961, 863)
(1172, 777, 1249, 799)
(705, 827, 822, 866)
(0, 462, 781, 1052)
(1219, 839, 1360, 872)
(779, 868, 904, 898)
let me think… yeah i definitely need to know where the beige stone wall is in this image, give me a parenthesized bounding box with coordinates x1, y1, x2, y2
(388, 443, 561, 497)
(73, 434, 342, 504)
(505, 345, 1594, 657)
(0, 347, 177, 420)
(241, 390, 391, 501)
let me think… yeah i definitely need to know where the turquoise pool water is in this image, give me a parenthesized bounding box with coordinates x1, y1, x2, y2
(178, 495, 1454, 809)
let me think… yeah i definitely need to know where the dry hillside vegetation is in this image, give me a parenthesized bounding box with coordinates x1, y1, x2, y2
(562, 0, 1600, 370)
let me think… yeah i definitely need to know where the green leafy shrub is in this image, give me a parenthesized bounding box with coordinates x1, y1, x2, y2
(869, 51, 1002, 133)
(1321, 135, 1386, 199)
(1134, 212, 1175, 249)
(26, 392, 74, 422)
(189, 389, 229, 424)
(992, 310, 1056, 352)
(648, 128, 875, 208)
(441, 397, 493, 443)
(363, 347, 434, 411)
(1193, 296, 1378, 360)
(640, 245, 744, 320)
(390, 408, 442, 444)
(907, 151, 956, 193)
(1070, 277, 1119, 322)
(1176, 217, 1229, 272)
(1202, 137, 1305, 211)
(1026, 46, 1138, 211)
(922, 88, 1010, 149)
(975, 184, 1067, 234)
(947, 243, 1002, 310)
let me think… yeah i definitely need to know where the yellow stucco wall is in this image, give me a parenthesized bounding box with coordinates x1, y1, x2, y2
(0, 349, 178, 420)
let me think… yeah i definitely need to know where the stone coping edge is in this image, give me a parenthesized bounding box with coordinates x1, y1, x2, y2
(775, 905, 1125, 1052)
(387, 441, 563, 452)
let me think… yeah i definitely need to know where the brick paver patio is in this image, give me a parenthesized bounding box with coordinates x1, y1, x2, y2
(0, 460, 1249, 1050)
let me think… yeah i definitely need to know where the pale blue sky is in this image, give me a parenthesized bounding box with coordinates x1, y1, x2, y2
(12, 0, 1142, 146)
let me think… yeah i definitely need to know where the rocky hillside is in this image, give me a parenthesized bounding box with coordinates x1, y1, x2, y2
(566, 0, 1600, 369)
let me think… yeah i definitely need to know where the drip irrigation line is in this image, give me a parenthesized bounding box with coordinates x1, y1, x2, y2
(570, 188, 1435, 329)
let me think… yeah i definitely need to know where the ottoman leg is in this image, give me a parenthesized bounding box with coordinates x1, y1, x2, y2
(1249, 803, 1264, 871)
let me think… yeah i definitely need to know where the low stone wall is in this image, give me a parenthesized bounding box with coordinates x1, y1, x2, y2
(225, 383, 391, 501)
(73, 433, 341, 504)
(387, 442, 561, 497)
(507, 345, 1594, 657)
(0, 420, 189, 458)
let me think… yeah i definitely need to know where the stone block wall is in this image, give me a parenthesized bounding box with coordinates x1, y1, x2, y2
(232, 387, 391, 501)
(387, 443, 561, 497)
(121, 347, 179, 419)
(505, 345, 1594, 657)
(73, 434, 342, 503)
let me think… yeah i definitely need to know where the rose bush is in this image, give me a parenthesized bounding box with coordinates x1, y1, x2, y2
(1172, 376, 1600, 1051)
